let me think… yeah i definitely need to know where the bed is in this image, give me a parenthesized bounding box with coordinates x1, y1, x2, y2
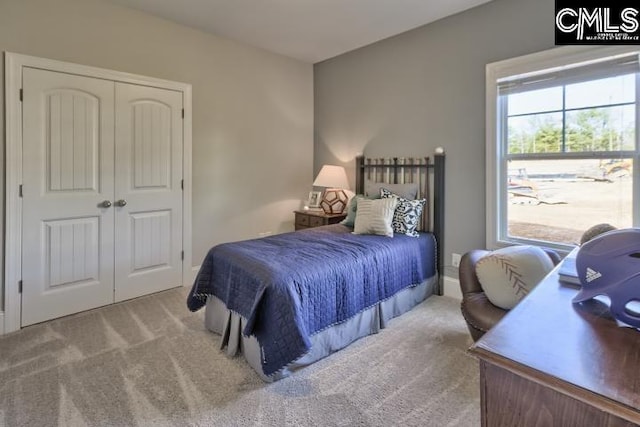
(187, 152, 445, 381)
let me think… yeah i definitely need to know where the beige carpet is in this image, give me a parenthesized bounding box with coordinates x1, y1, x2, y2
(0, 288, 480, 426)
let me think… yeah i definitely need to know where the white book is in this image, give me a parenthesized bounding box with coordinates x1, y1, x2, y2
(558, 246, 580, 286)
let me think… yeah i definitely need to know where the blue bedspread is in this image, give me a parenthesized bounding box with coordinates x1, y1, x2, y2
(187, 224, 435, 376)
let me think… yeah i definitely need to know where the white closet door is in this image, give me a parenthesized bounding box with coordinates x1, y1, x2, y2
(113, 83, 183, 302)
(21, 68, 116, 326)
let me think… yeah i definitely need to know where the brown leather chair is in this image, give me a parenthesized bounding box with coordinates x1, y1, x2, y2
(459, 249, 561, 341)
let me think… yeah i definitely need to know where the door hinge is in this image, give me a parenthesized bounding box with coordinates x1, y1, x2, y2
(19, 88, 23, 102)
(181, 250, 184, 260)
(18, 280, 23, 293)
(19, 184, 23, 198)
(182, 108, 184, 119)
(181, 179, 184, 190)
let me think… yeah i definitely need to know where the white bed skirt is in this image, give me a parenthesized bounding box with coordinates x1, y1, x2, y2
(204, 275, 437, 382)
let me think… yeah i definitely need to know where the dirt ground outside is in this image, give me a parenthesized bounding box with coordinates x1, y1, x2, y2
(507, 159, 632, 245)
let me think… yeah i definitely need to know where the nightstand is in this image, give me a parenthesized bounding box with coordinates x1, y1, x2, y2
(294, 210, 347, 230)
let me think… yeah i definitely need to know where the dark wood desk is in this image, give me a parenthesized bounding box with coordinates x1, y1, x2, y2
(470, 266, 640, 426)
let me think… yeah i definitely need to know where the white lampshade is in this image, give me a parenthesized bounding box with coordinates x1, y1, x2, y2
(313, 165, 350, 189)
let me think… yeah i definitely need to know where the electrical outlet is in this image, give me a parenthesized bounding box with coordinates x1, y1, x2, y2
(452, 253, 461, 268)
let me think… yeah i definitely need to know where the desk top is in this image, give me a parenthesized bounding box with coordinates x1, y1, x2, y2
(470, 266, 640, 421)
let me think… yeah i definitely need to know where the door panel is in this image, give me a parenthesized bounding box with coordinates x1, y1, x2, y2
(114, 83, 183, 302)
(130, 210, 172, 272)
(47, 90, 100, 192)
(131, 101, 171, 189)
(44, 217, 99, 288)
(22, 68, 115, 326)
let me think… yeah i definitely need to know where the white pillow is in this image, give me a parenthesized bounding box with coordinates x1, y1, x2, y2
(352, 198, 398, 237)
(475, 245, 554, 310)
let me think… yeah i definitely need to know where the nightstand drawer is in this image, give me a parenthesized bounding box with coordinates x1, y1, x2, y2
(309, 216, 325, 227)
(296, 214, 310, 227)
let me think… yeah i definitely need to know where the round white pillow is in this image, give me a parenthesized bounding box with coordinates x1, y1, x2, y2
(475, 245, 554, 310)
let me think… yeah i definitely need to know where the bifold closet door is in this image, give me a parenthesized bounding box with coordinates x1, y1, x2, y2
(113, 83, 183, 302)
(21, 68, 116, 326)
(21, 69, 184, 326)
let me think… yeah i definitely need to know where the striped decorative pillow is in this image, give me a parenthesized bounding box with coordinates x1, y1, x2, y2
(352, 198, 398, 237)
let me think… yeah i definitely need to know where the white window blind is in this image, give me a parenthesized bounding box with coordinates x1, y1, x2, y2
(497, 53, 640, 96)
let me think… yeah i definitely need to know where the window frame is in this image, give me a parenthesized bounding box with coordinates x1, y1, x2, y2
(486, 46, 640, 253)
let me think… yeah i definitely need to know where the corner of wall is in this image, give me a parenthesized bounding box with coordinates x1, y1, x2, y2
(186, 265, 201, 287)
(443, 276, 462, 300)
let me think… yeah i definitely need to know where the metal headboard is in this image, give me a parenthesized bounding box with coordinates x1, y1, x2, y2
(355, 152, 445, 294)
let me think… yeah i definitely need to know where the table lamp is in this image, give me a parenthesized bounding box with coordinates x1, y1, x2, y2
(313, 165, 350, 214)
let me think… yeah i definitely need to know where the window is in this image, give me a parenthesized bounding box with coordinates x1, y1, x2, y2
(486, 47, 640, 252)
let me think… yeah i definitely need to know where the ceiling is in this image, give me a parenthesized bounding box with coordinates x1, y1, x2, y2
(106, 0, 494, 63)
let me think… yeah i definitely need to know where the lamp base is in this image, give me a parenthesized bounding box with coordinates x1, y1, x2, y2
(320, 189, 348, 215)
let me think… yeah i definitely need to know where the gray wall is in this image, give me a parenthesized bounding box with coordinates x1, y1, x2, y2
(314, 0, 555, 277)
(0, 0, 313, 311)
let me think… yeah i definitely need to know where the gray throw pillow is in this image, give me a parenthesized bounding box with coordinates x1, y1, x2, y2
(364, 180, 418, 200)
(340, 195, 365, 227)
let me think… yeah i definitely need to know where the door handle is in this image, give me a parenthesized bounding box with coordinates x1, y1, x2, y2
(99, 200, 112, 208)
(115, 199, 127, 207)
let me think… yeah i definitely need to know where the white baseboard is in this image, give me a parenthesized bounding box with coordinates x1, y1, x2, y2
(185, 265, 201, 286)
(443, 276, 462, 300)
(0, 268, 201, 336)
